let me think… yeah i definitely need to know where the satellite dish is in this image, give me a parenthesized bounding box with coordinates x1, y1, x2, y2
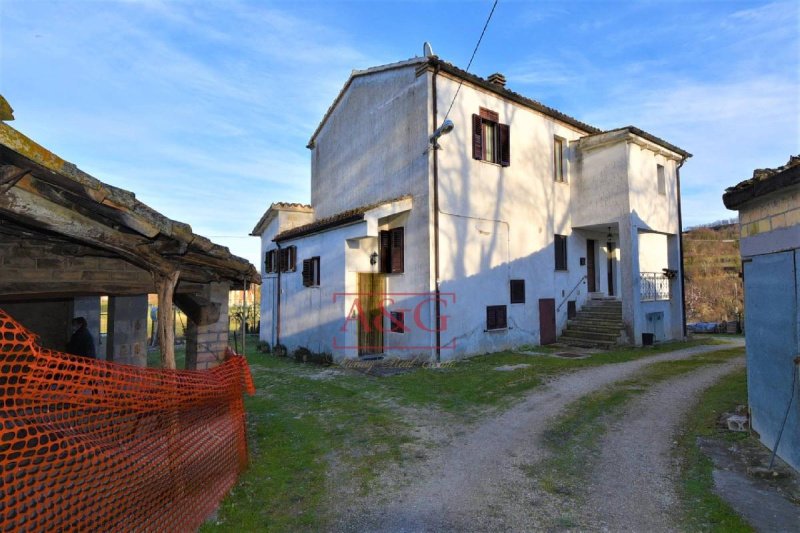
(423, 42, 434, 57)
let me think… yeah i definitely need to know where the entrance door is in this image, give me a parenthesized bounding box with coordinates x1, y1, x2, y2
(586, 239, 596, 292)
(607, 242, 616, 297)
(357, 273, 385, 356)
(539, 298, 556, 345)
(743, 251, 799, 466)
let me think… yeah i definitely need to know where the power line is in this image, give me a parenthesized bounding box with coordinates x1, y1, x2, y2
(442, 0, 499, 124)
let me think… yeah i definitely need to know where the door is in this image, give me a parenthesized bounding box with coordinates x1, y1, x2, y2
(539, 298, 556, 345)
(586, 239, 596, 292)
(607, 242, 616, 296)
(357, 273, 385, 356)
(743, 251, 799, 467)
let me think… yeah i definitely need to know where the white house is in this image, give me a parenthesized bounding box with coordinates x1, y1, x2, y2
(252, 51, 690, 362)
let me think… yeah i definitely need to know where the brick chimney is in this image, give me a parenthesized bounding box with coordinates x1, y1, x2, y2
(487, 72, 506, 88)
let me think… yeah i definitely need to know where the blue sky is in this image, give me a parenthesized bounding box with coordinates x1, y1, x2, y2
(1, 0, 798, 267)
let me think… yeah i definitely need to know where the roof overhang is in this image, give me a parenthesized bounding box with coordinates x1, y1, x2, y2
(0, 121, 259, 288)
(723, 160, 800, 210)
(274, 196, 412, 242)
(578, 126, 691, 161)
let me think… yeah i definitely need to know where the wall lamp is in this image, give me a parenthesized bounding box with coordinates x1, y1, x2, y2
(370, 251, 379, 266)
(429, 119, 455, 149)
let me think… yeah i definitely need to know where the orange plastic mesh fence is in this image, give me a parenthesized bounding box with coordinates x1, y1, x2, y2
(0, 308, 255, 532)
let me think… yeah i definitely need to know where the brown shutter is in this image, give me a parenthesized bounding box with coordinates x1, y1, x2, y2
(278, 249, 287, 272)
(472, 114, 483, 160)
(288, 246, 297, 271)
(499, 123, 510, 167)
(390, 227, 404, 273)
(314, 257, 320, 285)
(265, 250, 273, 273)
(379, 230, 390, 273)
(302, 259, 312, 286)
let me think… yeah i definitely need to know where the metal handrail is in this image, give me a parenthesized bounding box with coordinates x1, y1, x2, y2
(557, 275, 587, 311)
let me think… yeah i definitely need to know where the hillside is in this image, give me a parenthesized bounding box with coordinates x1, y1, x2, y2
(683, 221, 743, 323)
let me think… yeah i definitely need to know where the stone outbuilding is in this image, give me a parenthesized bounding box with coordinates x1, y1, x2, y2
(723, 155, 800, 472)
(0, 110, 259, 369)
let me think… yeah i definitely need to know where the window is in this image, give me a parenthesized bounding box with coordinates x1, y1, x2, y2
(657, 164, 666, 195)
(554, 137, 565, 182)
(302, 256, 320, 287)
(510, 279, 525, 304)
(278, 246, 296, 272)
(379, 227, 404, 274)
(472, 108, 510, 166)
(265, 249, 277, 273)
(486, 305, 507, 330)
(554, 235, 568, 271)
(390, 311, 406, 333)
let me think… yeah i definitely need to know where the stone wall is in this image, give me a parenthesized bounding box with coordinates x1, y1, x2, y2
(185, 282, 230, 370)
(739, 185, 800, 238)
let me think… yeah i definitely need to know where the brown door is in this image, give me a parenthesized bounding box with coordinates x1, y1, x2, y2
(539, 298, 556, 345)
(357, 273, 385, 356)
(586, 239, 596, 292)
(607, 242, 616, 297)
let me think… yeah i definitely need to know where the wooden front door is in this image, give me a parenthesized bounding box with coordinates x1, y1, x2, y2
(539, 298, 556, 345)
(586, 239, 596, 292)
(357, 273, 385, 356)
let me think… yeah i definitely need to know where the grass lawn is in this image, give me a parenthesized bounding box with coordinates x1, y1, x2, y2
(203, 338, 723, 531)
(677, 368, 753, 532)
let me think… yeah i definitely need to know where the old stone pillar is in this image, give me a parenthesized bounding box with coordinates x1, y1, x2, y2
(106, 295, 148, 366)
(183, 281, 230, 370)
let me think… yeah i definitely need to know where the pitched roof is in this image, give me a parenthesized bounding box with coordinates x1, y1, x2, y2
(307, 55, 601, 148)
(723, 155, 800, 210)
(274, 196, 411, 242)
(250, 202, 313, 236)
(581, 125, 691, 159)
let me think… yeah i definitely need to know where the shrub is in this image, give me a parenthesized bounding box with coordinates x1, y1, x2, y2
(256, 340, 271, 353)
(273, 344, 288, 357)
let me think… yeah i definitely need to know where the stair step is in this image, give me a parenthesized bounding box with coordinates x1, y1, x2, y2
(560, 331, 620, 342)
(565, 324, 624, 334)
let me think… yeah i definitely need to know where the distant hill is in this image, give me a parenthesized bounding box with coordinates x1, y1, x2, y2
(683, 221, 742, 323)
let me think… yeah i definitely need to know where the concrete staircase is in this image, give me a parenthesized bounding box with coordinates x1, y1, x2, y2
(558, 298, 624, 349)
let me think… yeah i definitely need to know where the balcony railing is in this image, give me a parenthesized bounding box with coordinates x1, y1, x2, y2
(640, 272, 671, 301)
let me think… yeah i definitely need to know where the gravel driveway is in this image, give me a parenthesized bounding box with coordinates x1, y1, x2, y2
(332, 340, 744, 532)
(580, 356, 745, 532)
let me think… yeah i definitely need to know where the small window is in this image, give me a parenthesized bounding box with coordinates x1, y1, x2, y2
(472, 108, 510, 166)
(279, 246, 296, 272)
(554, 235, 568, 271)
(390, 311, 406, 334)
(657, 164, 666, 195)
(554, 137, 565, 182)
(510, 279, 525, 304)
(486, 305, 508, 330)
(302, 256, 320, 287)
(265, 249, 277, 273)
(379, 227, 404, 274)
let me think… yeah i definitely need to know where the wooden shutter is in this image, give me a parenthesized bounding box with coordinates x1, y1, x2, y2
(379, 230, 390, 273)
(510, 279, 525, 304)
(390, 227, 404, 273)
(288, 246, 296, 271)
(302, 259, 313, 286)
(278, 248, 287, 272)
(486, 305, 507, 330)
(472, 114, 483, 160)
(555, 235, 567, 271)
(499, 123, 510, 167)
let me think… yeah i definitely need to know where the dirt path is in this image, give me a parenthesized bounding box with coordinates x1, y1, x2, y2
(333, 340, 744, 532)
(579, 356, 745, 532)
